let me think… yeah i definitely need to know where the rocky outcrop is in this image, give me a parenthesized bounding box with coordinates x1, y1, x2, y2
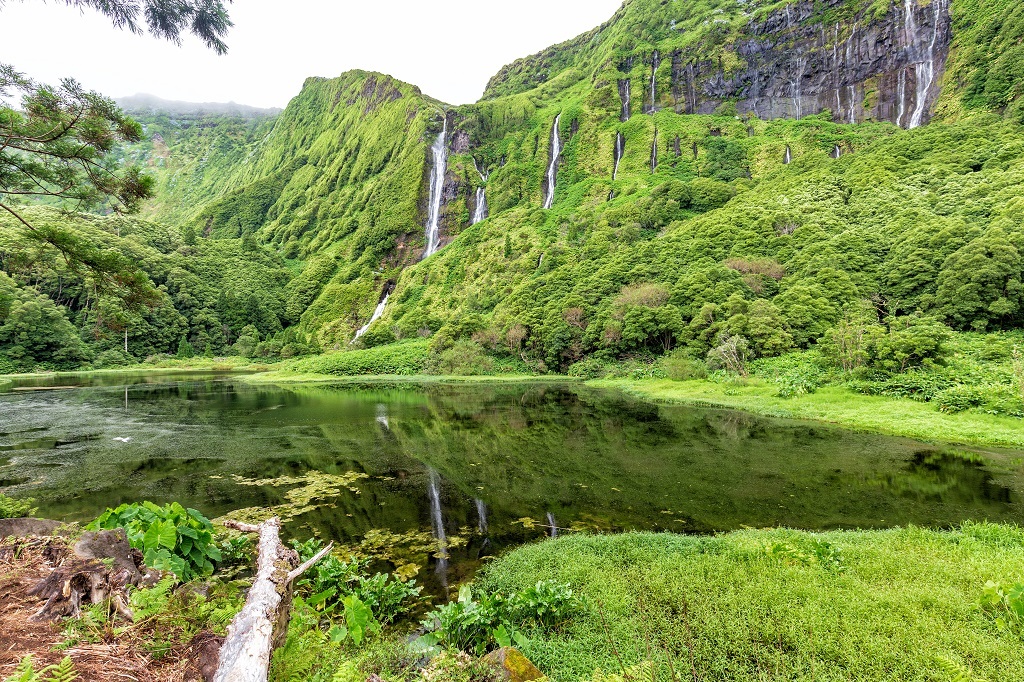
(668, 0, 951, 128)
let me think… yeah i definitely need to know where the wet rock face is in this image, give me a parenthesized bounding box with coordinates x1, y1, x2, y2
(670, 0, 951, 128)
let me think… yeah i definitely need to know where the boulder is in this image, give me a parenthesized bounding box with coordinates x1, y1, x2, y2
(482, 647, 544, 682)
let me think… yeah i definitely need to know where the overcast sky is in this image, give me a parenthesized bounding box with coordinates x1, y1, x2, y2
(1, 0, 623, 108)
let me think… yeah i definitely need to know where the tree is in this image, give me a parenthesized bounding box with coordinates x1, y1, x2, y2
(0, 65, 154, 230)
(2, 0, 234, 54)
(707, 334, 751, 376)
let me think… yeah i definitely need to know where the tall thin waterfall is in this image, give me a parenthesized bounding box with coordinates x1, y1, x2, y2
(546, 512, 558, 538)
(472, 160, 488, 225)
(647, 51, 660, 114)
(351, 292, 390, 343)
(832, 144, 842, 159)
(909, 0, 945, 129)
(650, 129, 658, 173)
(619, 79, 631, 122)
(543, 114, 562, 210)
(475, 499, 488, 534)
(423, 118, 449, 258)
(612, 132, 624, 181)
(784, 146, 792, 164)
(427, 469, 449, 586)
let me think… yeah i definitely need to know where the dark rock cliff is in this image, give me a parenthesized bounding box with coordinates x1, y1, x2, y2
(634, 0, 952, 128)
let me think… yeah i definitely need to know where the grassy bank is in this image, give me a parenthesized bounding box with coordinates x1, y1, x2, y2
(595, 378, 1024, 449)
(479, 525, 1024, 682)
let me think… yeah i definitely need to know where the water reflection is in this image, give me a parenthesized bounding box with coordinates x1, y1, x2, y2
(0, 376, 1021, 597)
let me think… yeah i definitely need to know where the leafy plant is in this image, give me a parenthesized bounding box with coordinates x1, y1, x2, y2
(326, 595, 380, 646)
(980, 580, 1024, 632)
(0, 493, 36, 519)
(292, 539, 421, 625)
(88, 501, 221, 580)
(3, 656, 78, 682)
(768, 538, 845, 572)
(419, 580, 578, 655)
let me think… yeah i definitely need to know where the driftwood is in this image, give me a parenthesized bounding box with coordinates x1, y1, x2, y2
(212, 517, 332, 682)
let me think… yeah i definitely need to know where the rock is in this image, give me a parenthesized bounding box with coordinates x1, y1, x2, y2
(482, 647, 544, 682)
(189, 631, 224, 682)
(73, 529, 146, 583)
(0, 518, 67, 539)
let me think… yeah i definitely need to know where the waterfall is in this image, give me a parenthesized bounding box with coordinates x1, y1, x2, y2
(832, 144, 842, 159)
(546, 512, 558, 538)
(909, 0, 945, 129)
(847, 85, 857, 124)
(351, 292, 390, 343)
(376, 403, 389, 430)
(651, 129, 658, 173)
(543, 114, 562, 210)
(428, 469, 449, 586)
(784, 146, 792, 164)
(475, 499, 488, 534)
(619, 79, 631, 122)
(471, 160, 489, 225)
(423, 118, 449, 258)
(647, 51, 660, 114)
(896, 69, 908, 128)
(612, 132, 624, 181)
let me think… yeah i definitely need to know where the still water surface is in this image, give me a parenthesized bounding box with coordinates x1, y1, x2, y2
(1, 373, 1022, 594)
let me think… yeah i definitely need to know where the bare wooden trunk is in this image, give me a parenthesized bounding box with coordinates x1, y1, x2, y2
(212, 517, 331, 682)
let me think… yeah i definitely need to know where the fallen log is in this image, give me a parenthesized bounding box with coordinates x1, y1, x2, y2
(212, 517, 332, 682)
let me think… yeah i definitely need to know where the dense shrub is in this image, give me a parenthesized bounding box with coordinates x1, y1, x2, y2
(0, 493, 36, 519)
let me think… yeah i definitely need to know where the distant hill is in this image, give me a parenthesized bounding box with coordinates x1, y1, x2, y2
(116, 93, 281, 117)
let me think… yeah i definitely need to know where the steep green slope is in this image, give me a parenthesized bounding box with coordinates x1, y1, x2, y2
(6, 0, 1024, 375)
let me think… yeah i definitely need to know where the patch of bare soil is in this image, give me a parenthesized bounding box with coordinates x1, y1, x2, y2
(0, 537, 208, 682)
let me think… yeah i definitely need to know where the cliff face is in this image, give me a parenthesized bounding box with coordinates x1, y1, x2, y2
(697, 0, 951, 127)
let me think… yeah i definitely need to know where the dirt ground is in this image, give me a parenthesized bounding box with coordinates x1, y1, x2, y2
(0, 537, 207, 682)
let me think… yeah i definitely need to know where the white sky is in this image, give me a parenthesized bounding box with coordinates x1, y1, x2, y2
(0, 0, 624, 107)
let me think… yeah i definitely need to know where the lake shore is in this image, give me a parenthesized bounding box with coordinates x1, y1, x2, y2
(4, 365, 1022, 450)
(594, 378, 1024, 450)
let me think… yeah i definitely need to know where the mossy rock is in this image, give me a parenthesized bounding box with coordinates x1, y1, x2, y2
(481, 647, 544, 682)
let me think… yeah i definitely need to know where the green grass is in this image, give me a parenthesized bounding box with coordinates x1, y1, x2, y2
(479, 525, 1024, 682)
(595, 379, 1024, 449)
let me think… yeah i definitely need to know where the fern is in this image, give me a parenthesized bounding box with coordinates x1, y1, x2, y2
(4, 656, 41, 682)
(936, 656, 989, 682)
(2, 656, 78, 682)
(42, 658, 78, 682)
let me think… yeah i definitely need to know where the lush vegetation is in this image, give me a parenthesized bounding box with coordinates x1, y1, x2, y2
(88, 501, 223, 580)
(0, 492, 37, 519)
(475, 525, 1024, 681)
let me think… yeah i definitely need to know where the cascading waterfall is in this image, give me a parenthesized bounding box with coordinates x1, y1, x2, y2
(546, 512, 558, 538)
(651, 129, 658, 173)
(427, 469, 449, 586)
(784, 146, 792, 164)
(896, 69, 908, 128)
(475, 499, 488, 534)
(909, 0, 945, 129)
(832, 144, 842, 159)
(471, 159, 489, 225)
(543, 114, 562, 210)
(620, 79, 631, 122)
(423, 118, 449, 258)
(351, 292, 390, 343)
(647, 51, 660, 114)
(612, 132, 624, 181)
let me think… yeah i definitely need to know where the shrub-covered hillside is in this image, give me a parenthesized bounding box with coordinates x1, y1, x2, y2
(4, 0, 1024, 375)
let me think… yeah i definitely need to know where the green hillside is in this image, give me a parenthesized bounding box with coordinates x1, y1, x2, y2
(3, 0, 1024, 390)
